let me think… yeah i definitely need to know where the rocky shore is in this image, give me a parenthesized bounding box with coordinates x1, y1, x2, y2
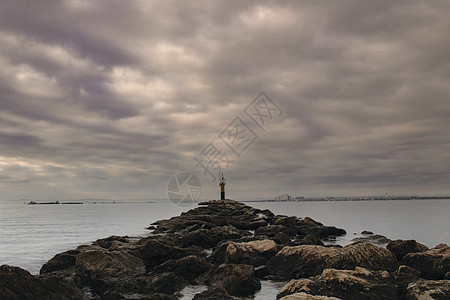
(1, 199, 449, 299)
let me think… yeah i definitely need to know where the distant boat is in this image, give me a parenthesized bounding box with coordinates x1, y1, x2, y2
(28, 201, 84, 205)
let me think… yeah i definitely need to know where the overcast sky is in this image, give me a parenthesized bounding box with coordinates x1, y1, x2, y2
(1, 0, 449, 201)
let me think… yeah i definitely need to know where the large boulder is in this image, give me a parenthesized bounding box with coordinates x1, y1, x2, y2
(267, 243, 398, 279)
(210, 239, 278, 266)
(401, 243, 450, 279)
(0, 265, 85, 300)
(75, 245, 145, 278)
(40, 249, 79, 274)
(406, 278, 450, 299)
(322, 242, 399, 272)
(267, 245, 337, 278)
(206, 263, 261, 296)
(72, 244, 151, 295)
(277, 266, 417, 300)
(386, 240, 428, 261)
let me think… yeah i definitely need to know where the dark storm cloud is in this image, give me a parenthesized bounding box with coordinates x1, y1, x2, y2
(0, 0, 449, 200)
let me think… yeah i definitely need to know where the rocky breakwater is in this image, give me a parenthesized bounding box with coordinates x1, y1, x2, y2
(275, 240, 450, 299)
(1, 199, 449, 299)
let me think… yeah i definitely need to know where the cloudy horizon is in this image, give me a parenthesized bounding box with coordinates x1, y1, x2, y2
(1, 0, 450, 201)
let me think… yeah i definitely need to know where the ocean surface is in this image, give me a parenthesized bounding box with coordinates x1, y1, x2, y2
(1, 198, 449, 299)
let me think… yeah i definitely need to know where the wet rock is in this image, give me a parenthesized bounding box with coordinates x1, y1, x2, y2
(309, 226, 347, 239)
(298, 234, 324, 246)
(151, 255, 213, 284)
(392, 265, 422, 299)
(0, 265, 85, 300)
(178, 225, 241, 248)
(73, 244, 149, 295)
(273, 216, 299, 229)
(277, 267, 399, 300)
(267, 243, 398, 279)
(406, 278, 450, 299)
(401, 243, 450, 279)
(76, 244, 145, 278)
(255, 224, 297, 237)
(361, 230, 374, 235)
(40, 249, 79, 274)
(192, 287, 234, 299)
(255, 265, 269, 279)
(273, 232, 292, 245)
(151, 272, 184, 294)
(153, 214, 222, 234)
(321, 242, 399, 273)
(139, 240, 204, 269)
(267, 245, 338, 279)
(260, 208, 275, 218)
(229, 218, 268, 230)
(209, 239, 278, 266)
(298, 217, 323, 227)
(279, 292, 342, 299)
(206, 263, 261, 296)
(386, 239, 428, 261)
(94, 235, 130, 249)
(352, 234, 391, 245)
(276, 265, 420, 300)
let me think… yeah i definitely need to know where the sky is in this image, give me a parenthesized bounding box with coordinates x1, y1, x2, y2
(1, 0, 450, 201)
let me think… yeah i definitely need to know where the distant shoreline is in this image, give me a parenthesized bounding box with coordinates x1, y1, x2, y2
(242, 196, 450, 202)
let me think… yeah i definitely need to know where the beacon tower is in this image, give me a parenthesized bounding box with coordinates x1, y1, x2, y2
(219, 173, 226, 200)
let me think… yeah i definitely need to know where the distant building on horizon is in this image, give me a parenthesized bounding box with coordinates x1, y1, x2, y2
(274, 194, 292, 201)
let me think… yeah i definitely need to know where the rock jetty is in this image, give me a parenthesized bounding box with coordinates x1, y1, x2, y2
(1, 199, 449, 299)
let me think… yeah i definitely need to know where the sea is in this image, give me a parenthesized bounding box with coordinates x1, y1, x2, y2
(1, 198, 449, 299)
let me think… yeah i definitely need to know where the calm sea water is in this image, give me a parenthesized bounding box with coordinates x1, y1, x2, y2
(0, 200, 189, 275)
(1, 199, 449, 299)
(249, 199, 450, 248)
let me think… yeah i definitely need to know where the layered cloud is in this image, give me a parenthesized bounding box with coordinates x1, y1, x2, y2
(0, 0, 449, 200)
